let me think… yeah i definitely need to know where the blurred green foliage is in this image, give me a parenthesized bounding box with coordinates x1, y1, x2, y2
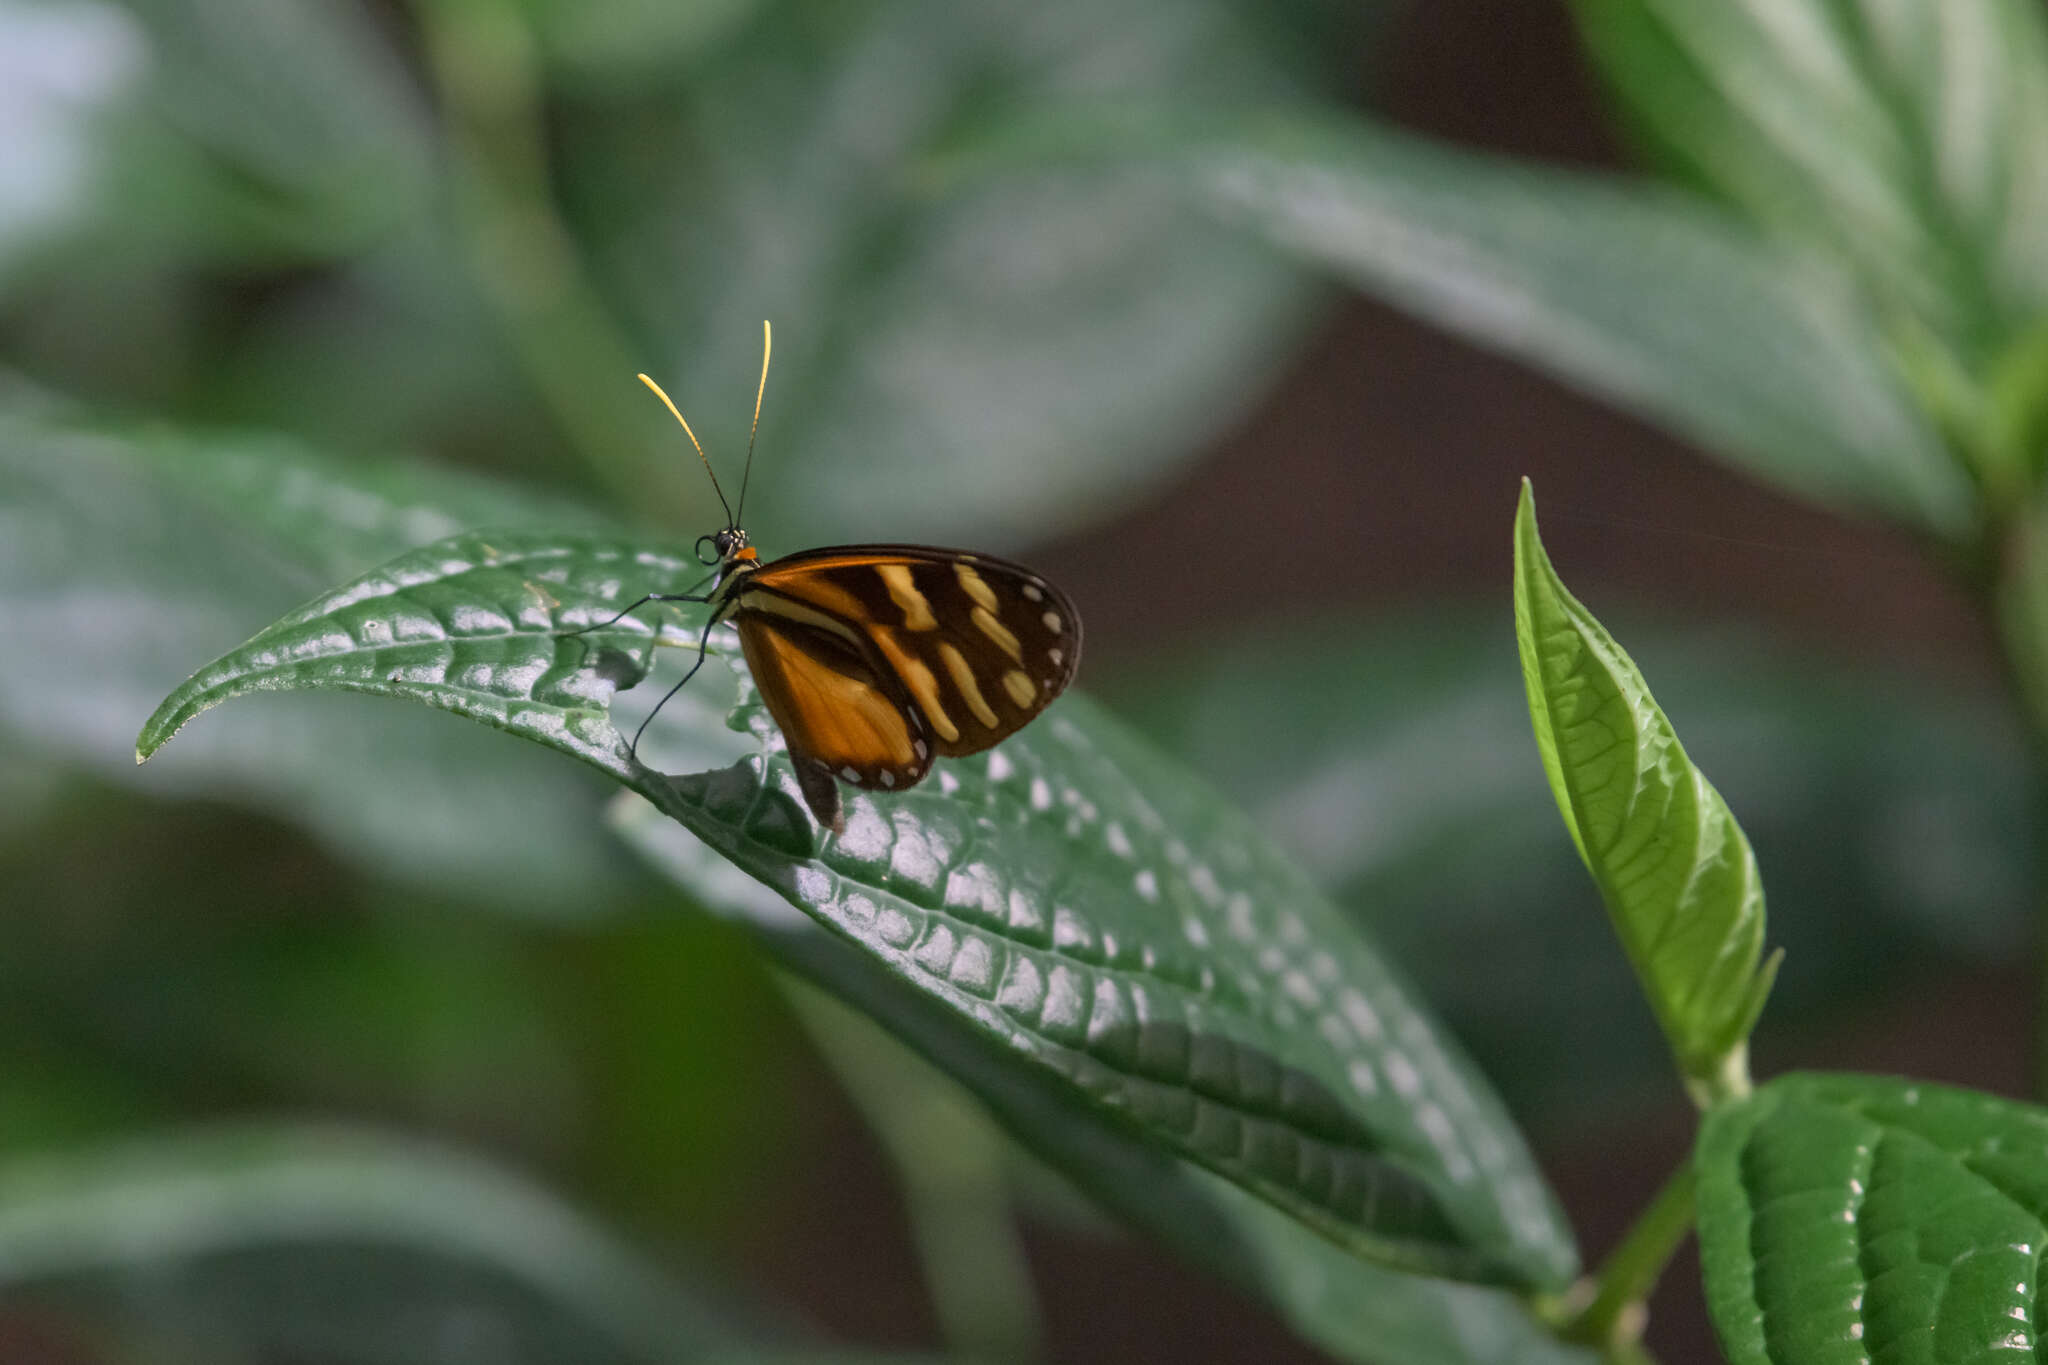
(9, 0, 2048, 1361)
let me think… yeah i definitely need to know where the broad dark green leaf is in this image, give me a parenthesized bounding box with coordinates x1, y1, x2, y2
(1513, 484, 1776, 1100)
(132, 530, 724, 781)
(0, 1124, 734, 1365)
(1105, 612, 2035, 1123)
(1697, 1073, 2048, 1365)
(942, 108, 1969, 537)
(0, 412, 629, 912)
(1572, 0, 2048, 368)
(619, 802, 1595, 1365)
(138, 529, 1579, 1289)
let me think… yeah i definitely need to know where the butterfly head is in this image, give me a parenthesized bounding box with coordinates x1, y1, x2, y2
(697, 526, 756, 569)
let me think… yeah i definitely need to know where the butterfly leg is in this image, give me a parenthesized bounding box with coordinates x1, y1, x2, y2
(791, 756, 846, 837)
(563, 590, 711, 637)
(626, 610, 723, 764)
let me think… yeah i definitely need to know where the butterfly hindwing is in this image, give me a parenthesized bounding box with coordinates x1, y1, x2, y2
(734, 606, 932, 813)
(737, 546, 1081, 762)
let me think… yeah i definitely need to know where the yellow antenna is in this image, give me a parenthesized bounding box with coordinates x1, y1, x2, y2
(638, 372, 732, 525)
(736, 320, 770, 523)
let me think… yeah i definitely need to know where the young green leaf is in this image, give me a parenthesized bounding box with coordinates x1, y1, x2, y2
(1109, 613, 2035, 1121)
(1512, 483, 1777, 1103)
(139, 530, 1579, 1289)
(1698, 1073, 2048, 1365)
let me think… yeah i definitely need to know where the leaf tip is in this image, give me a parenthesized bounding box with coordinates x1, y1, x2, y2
(1512, 477, 1548, 568)
(135, 694, 197, 764)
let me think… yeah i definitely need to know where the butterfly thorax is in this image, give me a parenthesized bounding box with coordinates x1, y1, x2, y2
(703, 528, 761, 610)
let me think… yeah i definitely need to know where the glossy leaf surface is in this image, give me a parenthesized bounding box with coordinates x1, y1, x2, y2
(618, 801, 1596, 1365)
(1697, 1073, 2048, 1365)
(139, 529, 1578, 1289)
(1513, 484, 1775, 1097)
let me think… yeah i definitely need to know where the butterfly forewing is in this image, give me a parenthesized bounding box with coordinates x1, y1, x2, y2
(733, 545, 1082, 780)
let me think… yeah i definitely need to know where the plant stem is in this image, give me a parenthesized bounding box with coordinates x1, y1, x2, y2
(1979, 501, 2048, 1099)
(781, 978, 1045, 1365)
(417, 0, 698, 521)
(1556, 1163, 1696, 1359)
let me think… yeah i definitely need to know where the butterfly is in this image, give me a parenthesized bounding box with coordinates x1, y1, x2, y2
(571, 322, 1082, 834)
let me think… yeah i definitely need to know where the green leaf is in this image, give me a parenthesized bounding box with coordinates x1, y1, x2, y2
(108, 0, 435, 260)
(617, 800, 1596, 1365)
(140, 529, 1579, 1289)
(1105, 610, 2035, 1123)
(657, 686, 1575, 1283)
(0, 412, 630, 913)
(573, 0, 1340, 549)
(1512, 483, 1775, 1101)
(130, 530, 725, 778)
(1571, 0, 2048, 364)
(1697, 1072, 2048, 1365)
(0, 1123, 734, 1364)
(13, 0, 1352, 555)
(943, 108, 1970, 537)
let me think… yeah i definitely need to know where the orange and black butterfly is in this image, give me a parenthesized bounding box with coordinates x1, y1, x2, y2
(573, 323, 1082, 834)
